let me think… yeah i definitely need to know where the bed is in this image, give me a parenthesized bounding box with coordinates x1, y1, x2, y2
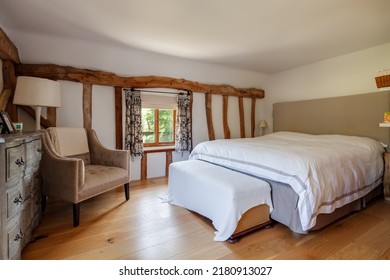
(169, 92, 389, 236)
(189, 131, 385, 233)
(269, 92, 389, 232)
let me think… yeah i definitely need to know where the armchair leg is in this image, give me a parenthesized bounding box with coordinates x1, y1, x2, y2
(124, 183, 130, 201)
(73, 203, 80, 227)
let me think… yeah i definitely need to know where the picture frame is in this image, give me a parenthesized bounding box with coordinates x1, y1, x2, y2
(0, 111, 16, 133)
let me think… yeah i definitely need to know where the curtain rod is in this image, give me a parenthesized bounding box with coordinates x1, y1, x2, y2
(129, 88, 189, 95)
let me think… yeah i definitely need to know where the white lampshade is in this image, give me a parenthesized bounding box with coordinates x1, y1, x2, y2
(13, 76, 61, 107)
(259, 120, 268, 128)
(13, 76, 61, 130)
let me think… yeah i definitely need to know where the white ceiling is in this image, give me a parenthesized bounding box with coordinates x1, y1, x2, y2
(0, 0, 389, 74)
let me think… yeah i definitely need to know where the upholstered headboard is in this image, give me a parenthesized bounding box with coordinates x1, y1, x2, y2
(273, 92, 390, 146)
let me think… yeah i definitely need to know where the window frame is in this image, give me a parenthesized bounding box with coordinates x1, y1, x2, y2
(142, 108, 176, 147)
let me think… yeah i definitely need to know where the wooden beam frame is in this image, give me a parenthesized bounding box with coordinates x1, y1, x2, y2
(46, 107, 57, 127)
(222, 95, 231, 139)
(189, 92, 194, 149)
(141, 148, 175, 180)
(141, 154, 147, 180)
(15, 63, 265, 99)
(251, 98, 256, 137)
(205, 93, 215, 140)
(0, 27, 20, 63)
(165, 151, 173, 177)
(2, 60, 17, 121)
(115, 87, 123, 149)
(83, 84, 92, 129)
(238, 97, 245, 138)
(0, 88, 11, 111)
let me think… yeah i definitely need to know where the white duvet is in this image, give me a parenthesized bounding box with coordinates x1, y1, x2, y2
(189, 132, 385, 231)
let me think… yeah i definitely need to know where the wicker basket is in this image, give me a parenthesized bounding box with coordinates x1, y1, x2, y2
(375, 74, 390, 88)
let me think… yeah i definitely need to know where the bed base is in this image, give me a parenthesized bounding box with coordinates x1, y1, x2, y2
(203, 184, 381, 241)
(269, 179, 383, 233)
(227, 204, 272, 243)
(309, 184, 383, 231)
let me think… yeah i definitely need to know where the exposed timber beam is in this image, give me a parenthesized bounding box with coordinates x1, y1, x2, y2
(15, 63, 265, 99)
(238, 97, 245, 138)
(46, 107, 57, 127)
(222, 95, 231, 139)
(251, 98, 256, 137)
(82, 84, 92, 129)
(205, 93, 215, 140)
(115, 86, 123, 149)
(0, 27, 20, 63)
(2, 60, 18, 120)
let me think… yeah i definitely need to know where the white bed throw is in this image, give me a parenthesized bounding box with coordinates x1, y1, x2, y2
(167, 160, 273, 241)
(190, 132, 384, 231)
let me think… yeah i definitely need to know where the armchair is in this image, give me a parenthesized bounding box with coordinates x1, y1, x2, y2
(40, 127, 130, 226)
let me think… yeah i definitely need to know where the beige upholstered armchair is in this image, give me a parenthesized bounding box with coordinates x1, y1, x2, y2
(40, 127, 130, 227)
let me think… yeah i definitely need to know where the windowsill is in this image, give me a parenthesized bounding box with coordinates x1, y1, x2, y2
(143, 146, 175, 152)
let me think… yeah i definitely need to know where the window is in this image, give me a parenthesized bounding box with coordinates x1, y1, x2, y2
(140, 92, 178, 147)
(141, 108, 176, 146)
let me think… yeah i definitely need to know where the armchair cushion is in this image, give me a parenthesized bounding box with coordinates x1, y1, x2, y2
(47, 127, 91, 164)
(80, 165, 129, 201)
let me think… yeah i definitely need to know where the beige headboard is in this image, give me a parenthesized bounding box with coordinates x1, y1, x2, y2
(273, 92, 390, 146)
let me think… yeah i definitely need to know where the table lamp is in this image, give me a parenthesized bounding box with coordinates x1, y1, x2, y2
(259, 120, 268, 136)
(13, 76, 61, 130)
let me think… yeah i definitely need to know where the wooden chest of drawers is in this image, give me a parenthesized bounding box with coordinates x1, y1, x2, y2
(0, 132, 42, 259)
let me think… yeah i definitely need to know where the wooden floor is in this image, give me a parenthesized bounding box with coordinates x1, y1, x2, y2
(22, 177, 390, 260)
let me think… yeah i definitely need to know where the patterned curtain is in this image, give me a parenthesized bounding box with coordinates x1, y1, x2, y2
(124, 89, 143, 156)
(175, 91, 192, 152)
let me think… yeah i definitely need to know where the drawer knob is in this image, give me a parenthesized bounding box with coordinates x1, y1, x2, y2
(14, 230, 24, 242)
(13, 194, 24, 205)
(15, 158, 25, 167)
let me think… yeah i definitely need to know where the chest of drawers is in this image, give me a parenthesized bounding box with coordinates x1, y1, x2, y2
(0, 132, 42, 259)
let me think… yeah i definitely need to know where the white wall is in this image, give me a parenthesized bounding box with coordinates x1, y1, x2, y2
(57, 81, 83, 127)
(6, 30, 267, 180)
(261, 42, 390, 133)
(10, 30, 267, 87)
(91, 85, 116, 148)
(6, 28, 390, 179)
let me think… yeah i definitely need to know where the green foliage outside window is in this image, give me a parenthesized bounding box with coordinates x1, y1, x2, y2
(142, 108, 175, 145)
(158, 109, 174, 142)
(142, 108, 155, 143)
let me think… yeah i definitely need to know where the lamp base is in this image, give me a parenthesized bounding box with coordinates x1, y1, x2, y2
(35, 106, 42, 130)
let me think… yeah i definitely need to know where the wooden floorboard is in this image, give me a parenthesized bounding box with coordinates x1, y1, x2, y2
(22, 177, 390, 260)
